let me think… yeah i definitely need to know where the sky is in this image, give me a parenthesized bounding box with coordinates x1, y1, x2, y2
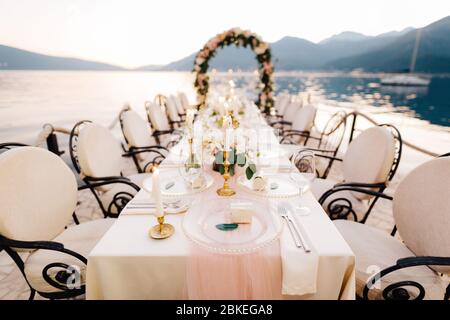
(0, 0, 449, 68)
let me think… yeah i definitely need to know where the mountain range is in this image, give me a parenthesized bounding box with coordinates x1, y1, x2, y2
(1, 16, 449, 73)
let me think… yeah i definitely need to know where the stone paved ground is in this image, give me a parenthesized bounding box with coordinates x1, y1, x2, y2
(1, 100, 448, 300)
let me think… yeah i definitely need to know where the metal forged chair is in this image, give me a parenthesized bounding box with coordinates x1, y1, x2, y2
(334, 155, 450, 300)
(278, 103, 317, 143)
(0, 146, 115, 299)
(144, 101, 183, 147)
(283, 111, 347, 179)
(270, 100, 302, 131)
(177, 91, 193, 112)
(273, 92, 290, 119)
(310, 125, 402, 223)
(165, 94, 185, 127)
(119, 108, 169, 173)
(171, 93, 186, 119)
(69, 121, 152, 217)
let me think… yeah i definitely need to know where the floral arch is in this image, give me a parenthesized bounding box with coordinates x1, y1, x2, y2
(193, 28, 274, 113)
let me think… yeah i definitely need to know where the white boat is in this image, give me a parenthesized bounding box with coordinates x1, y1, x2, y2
(381, 29, 430, 87)
(381, 74, 430, 86)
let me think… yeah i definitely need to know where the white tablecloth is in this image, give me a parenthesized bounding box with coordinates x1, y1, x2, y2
(86, 185, 355, 300)
(86, 119, 355, 300)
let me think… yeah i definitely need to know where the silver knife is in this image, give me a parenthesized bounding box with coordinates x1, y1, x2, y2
(287, 213, 311, 253)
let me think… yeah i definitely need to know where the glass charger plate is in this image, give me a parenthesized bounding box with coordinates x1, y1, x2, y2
(182, 197, 282, 254)
(142, 172, 214, 197)
(236, 174, 307, 198)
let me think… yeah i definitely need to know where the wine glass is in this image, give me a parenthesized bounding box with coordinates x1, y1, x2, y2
(178, 142, 203, 189)
(290, 149, 316, 215)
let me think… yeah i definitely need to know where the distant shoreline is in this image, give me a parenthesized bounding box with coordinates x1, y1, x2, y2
(0, 69, 449, 78)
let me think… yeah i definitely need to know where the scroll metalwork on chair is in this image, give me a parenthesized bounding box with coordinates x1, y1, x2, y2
(334, 156, 450, 300)
(69, 121, 143, 217)
(0, 147, 114, 300)
(312, 124, 402, 224)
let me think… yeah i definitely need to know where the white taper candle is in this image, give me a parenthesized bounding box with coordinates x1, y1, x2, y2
(152, 168, 164, 217)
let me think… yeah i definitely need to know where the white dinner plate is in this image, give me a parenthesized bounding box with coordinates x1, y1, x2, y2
(182, 197, 282, 254)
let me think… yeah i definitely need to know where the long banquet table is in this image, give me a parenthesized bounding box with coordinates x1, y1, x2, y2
(86, 109, 355, 300)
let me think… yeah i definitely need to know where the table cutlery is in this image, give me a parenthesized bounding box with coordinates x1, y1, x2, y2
(286, 209, 311, 253)
(165, 181, 175, 190)
(279, 206, 302, 248)
(126, 200, 182, 209)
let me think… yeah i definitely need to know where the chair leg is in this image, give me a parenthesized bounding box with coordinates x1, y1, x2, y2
(72, 213, 80, 225)
(28, 288, 36, 300)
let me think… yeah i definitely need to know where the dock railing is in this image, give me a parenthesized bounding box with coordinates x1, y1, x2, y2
(346, 111, 440, 157)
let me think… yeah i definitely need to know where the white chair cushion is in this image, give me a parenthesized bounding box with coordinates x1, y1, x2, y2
(393, 157, 450, 274)
(311, 178, 368, 221)
(343, 126, 395, 200)
(0, 147, 77, 241)
(99, 173, 150, 214)
(276, 94, 289, 115)
(148, 102, 171, 131)
(178, 92, 190, 110)
(173, 94, 185, 115)
(77, 123, 123, 181)
(24, 218, 115, 293)
(292, 104, 316, 132)
(334, 220, 447, 300)
(122, 110, 154, 148)
(283, 101, 301, 121)
(166, 95, 181, 122)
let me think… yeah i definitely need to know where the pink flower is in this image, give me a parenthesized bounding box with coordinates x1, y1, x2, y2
(263, 61, 273, 73)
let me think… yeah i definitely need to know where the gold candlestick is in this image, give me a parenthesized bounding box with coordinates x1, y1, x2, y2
(149, 215, 174, 239)
(216, 150, 236, 197)
(188, 136, 194, 160)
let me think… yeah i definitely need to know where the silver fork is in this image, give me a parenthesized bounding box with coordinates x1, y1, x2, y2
(279, 205, 302, 248)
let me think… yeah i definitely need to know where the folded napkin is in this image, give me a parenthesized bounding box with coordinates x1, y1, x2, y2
(121, 191, 189, 215)
(280, 214, 319, 296)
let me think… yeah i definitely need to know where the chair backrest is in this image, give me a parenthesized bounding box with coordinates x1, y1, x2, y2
(343, 126, 396, 200)
(393, 157, 450, 273)
(283, 101, 301, 121)
(173, 94, 185, 115)
(275, 93, 290, 115)
(291, 104, 317, 132)
(76, 123, 123, 180)
(0, 147, 77, 241)
(147, 101, 171, 131)
(120, 110, 154, 148)
(178, 92, 190, 111)
(166, 95, 181, 122)
(318, 111, 347, 153)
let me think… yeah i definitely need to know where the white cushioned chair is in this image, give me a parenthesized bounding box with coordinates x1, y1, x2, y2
(334, 156, 450, 300)
(280, 103, 317, 144)
(145, 101, 182, 148)
(310, 125, 402, 223)
(172, 94, 186, 118)
(119, 108, 169, 173)
(166, 95, 183, 127)
(270, 100, 302, 132)
(0, 146, 114, 299)
(178, 91, 192, 111)
(69, 121, 151, 217)
(274, 92, 290, 117)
